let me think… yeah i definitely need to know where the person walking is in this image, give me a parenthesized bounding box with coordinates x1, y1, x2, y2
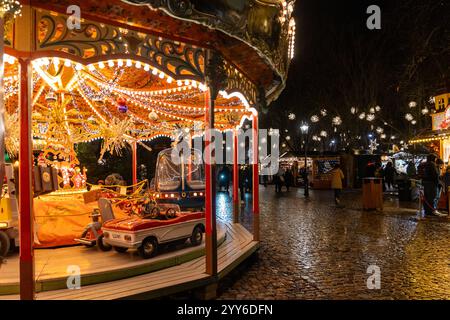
(384, 161, 397, 191)
(422, 154, 446, 217)
(284, 169, 294, 192)
(331, 163, 345, 206)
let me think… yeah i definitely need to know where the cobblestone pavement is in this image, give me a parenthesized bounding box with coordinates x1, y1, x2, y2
(216, 187, 450, 300)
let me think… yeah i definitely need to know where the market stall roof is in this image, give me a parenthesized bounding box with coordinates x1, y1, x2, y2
(409, 129, 450, 144)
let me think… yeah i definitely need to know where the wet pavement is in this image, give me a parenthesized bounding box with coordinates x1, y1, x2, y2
(216, 186, 450, 300)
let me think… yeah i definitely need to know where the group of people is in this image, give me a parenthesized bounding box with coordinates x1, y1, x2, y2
(273, 168, 295, 193)
(365, 160, 398, 191)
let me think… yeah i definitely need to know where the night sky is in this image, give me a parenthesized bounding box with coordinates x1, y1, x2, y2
(264, 0, 450, 151)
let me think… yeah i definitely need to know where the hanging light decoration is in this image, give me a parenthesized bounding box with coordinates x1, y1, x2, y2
(148, 110, 159, 121)
(375, 105, 381, 112)
(311, 115, 319, 123)
(411, 120, 417, 125)
(366, 114, 375, 121)
(0, 0, 22, 19)
(380, 133, 387, 139)
(320, 130, 327, 137)
(45, 91, 57, 103)
(350, 107, 357, 114)
(409, 101, 417, 108)
(332, 116, 342, 126)
(320, 109, 327, 116)
(358, 112, 366, 120)
(369, 107, 375, 113)
(117, 96, 128, 113)
(286, 135, 291, 141)
(376, 127, 384, 134)
(288, 113, 296, 120)
(421, 108, 429, 115)
(405, 113, 414, 121)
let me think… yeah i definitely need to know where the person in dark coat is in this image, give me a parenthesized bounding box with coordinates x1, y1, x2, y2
(284, 169, 294, 192)
(238, 167, 246, 203)
(383, 161, 397, 191)
(422, 154, 446, 217)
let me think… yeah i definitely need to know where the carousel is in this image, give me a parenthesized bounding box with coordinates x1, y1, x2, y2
(0, 0, 295, 300)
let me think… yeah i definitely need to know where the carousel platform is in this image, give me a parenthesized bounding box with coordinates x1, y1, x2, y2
(0, 221, 258, 300)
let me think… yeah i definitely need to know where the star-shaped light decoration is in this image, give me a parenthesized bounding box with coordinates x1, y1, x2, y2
(369, 139, 379, 153)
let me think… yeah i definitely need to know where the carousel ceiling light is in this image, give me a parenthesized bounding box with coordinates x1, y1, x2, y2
(75, 63, 83, 71)
(52, 57, 60, 68)
(98, 62, 105, 69)
(152, 68, 158, 75)
(118, 60, 124, 67)
(135, 61, 141, 69)
(144, 64, 150, 71)
(375, 105, 381, 112)
(167, 77, 173, 83)
(159, 72, 164, 79)
(411, 120, 417, 125)
(88, 64, 95, 71)
(405, 113, 414, 121)
(64, 59, 71, 67)
(108, 60, 114, 67)
(126, 59, 132, 67)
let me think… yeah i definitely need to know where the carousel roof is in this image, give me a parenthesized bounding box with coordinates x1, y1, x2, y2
(26, 0, 296, 105)
(4, 54, 251, 145)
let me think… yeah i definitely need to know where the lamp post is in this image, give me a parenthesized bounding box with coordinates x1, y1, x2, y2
(300, 123, 309, 197)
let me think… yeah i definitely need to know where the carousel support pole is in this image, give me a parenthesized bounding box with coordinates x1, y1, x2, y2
(252, 113, 260, 241)
(132, 141, 138, 187)
(18, 57, 35, 300)
(204, 87, 217, 277)
(232, 129, 239, 223)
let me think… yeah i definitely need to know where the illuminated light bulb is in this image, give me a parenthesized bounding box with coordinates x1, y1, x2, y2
(177, 80, 182, 86)
(52, 58, 60, 68)
(98, 62, 105, 69)
(64, 60, 71, 67)
(184, 80, 190, 86)
(144, 64, 150, 71)
(75, 63, 83, 71)
(108, 60, 114, 67)
(118, 60, 124, 67)
(167, 77, 173, 83)
(159, 72, 164, 79)
(126, 59, 132, 67)
(42, 58, 50, 65)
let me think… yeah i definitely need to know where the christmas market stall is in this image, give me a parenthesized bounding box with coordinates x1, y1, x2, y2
(0, 0, 294, 300)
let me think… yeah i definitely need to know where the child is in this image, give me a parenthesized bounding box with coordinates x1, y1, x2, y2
(331, 163, 345, 205)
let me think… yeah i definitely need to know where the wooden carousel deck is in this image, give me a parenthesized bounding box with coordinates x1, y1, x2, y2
(0, 221, 258, 300)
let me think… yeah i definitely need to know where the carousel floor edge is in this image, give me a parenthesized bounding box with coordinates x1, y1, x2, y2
(1, 222, 259, 300)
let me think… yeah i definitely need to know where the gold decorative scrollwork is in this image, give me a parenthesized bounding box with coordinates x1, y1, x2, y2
(35, 9, 205, 81)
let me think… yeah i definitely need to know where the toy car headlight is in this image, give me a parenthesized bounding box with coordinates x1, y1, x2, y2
(0, 222, 8, 228)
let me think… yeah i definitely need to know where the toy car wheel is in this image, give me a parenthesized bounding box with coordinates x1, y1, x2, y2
(149, 207, 160, 219)
(114, 246, 128, 253)
(166, 208, 177, 219)
(138, 237, 158, 259)
(97, 234, 112, 252)
(80, 229, 95, 248)
(190, 226, 203, 246)
(0, 231, 10, 257)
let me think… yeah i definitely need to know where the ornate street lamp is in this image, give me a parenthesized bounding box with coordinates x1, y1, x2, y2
(300, 123, 309, 197)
